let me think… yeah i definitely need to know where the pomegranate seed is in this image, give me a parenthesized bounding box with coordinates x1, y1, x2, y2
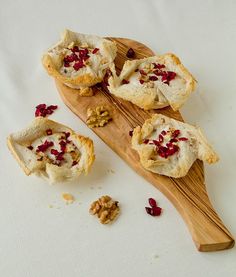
(92, 48, 99, 54)
(72, 160, 78, 166)
(153, 63, 165, 69)
(129, 130, 133, 137)
(139, 79, 145, 84)
(59, 140, 67, 152)
(161, 130, 167, 136)
(158, 134, 164, 143)
(35, 104, 58, 117)
(172, 129, 180, 138)
(56, 152, 64, 161)
(153, 140, 160, 146)
(79, 48, 90, 60)
(126, 48, 135, 58)
(178, 137, 188, 141)
(145, 207, 153, 215)
(36, 140, 54, 153)
(148, 198, 157, 207)
(143, 139, 149, 144)
(51, 149, 59, 155)
(149, 76, 158, 81)
(122, 79, 130, 84)
(139, 69, 147, 75)
(64, 61, 70, 67)
(153, 70, 162, 76)
(134, 69, 139, 72)
(151, 206, 162, 216)
(47, 105, 58, 110)
(170, 138, 178, 143)
(73, 61, 84, 71)
(27, 145, 33, 150)
(63, 132, 71, 139)
(71, 46, 79, 52)
(46, 129, 52, 135)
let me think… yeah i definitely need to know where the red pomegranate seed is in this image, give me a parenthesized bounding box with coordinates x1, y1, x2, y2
(59, 140, 67, 152)
(51, 149, 59, 155)
(139, 79, 145, 84)
(47, 105, 58, 110)
(145, 207, 153, 215)
(178, 137, 188, 141)
(71, 46, 79, 52)
(161, 130, 167, 136)
(148, 198, 157, 207)
(143, 139, 149, 144)
(73, 61, 84, 71)
(153, 70, 163, 76)
(166, 142, 173, 148)
(134, 69, 139, 72)
(172, 129, 180, 138)
(35, 104, 58, 117)
(129, 130, 133, 137)
(122, 79, 130, 84)
(63, 132, 71, 139)
(79, 48, 89, 60)
(27, 145, 33, 150)
(170, 138, 178, 143)
(151, 206, 162, 216)
(153, 140, 160, 146)
(153, 63, 165, 69)
(64, 61, 70, 67)
(158, 134, 164, 143)
(36, 104, 46, 110)
(36, 140, 54, 153)
(149, 76, 158, 81)
(72, 160, 78, 166)
(56, 152, 64, 161)
(139, 69, 147, 75)
(126, 48, 135, 58)
(92, 48, 99, 54)
(46, 129, 52, 135)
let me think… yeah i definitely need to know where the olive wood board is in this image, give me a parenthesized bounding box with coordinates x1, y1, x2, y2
(55, 37, 234, 252)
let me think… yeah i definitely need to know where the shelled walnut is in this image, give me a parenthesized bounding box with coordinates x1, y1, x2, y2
(86, 106, 112, 128)
(89, 195, 120, 224)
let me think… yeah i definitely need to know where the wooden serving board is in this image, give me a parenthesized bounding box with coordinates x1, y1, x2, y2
(55, 38, 234, 252)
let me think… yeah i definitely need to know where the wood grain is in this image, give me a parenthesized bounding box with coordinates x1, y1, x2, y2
(55, 37, 234, 252)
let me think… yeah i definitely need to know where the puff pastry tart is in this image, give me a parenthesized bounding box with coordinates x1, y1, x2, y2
(42, 29, 117, 94)
(131, 114, 219, 178)
(108, 54, 196, 110)
(7, 118, 95, 183)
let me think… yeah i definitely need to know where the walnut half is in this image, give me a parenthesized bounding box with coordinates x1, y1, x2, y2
(89, 195, 120, 224)
(86, 106, 112, 128)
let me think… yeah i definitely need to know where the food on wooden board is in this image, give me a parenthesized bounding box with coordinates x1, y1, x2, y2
(108, 53, 196, 111)
(42, 29, 117, 95)
(132, 114, 218, 178)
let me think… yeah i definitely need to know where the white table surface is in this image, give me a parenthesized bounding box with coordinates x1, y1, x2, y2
(1, 1, 236, 276)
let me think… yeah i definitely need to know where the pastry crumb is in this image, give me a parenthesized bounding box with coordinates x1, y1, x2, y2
(89, 195, 120, 224)
(79, 87, 94, 96)
(62, 193, 75, 204)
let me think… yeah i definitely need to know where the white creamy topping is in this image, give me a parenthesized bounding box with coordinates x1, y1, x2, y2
(31, 132, 80, 168)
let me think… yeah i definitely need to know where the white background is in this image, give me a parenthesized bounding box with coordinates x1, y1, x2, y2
(0, 1, 236, 276)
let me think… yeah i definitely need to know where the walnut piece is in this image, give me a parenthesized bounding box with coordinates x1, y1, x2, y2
(89, 195, 120, 224)
(86, 106, 112, 128)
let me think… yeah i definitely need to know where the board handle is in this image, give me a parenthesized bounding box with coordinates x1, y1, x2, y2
(149, 161, 234, 251)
